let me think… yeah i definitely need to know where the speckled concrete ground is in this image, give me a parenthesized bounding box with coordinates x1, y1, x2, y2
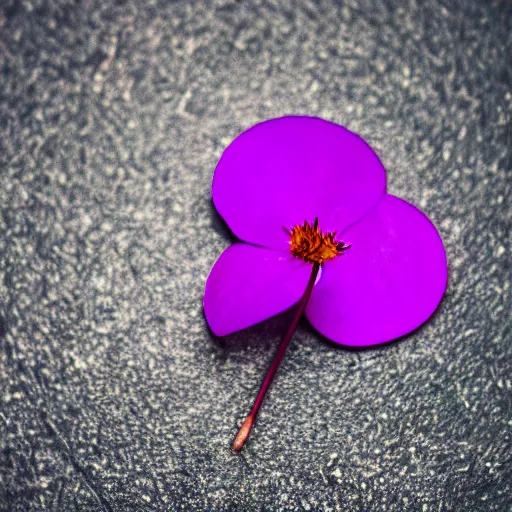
(0, 1, 511, 511)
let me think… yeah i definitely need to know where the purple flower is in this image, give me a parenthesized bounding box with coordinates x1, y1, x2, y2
(203, 116, 447, 451)
(205, 116, 447, 346)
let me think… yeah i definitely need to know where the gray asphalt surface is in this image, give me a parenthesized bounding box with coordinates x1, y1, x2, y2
(0, 1, 511, 510)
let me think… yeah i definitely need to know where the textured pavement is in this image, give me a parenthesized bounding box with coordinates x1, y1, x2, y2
(0, 1, 511, 511)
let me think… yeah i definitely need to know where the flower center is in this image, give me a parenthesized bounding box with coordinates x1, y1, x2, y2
(289, 218, 350, 264)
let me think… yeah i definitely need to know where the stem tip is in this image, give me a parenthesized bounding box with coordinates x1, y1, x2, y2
(232, 415, 254, 453)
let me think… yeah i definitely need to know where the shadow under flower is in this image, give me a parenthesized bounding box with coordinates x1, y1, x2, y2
(205, 291, 448, 360)
(209, 200, 237, 245)
(204, 304, 299, 355)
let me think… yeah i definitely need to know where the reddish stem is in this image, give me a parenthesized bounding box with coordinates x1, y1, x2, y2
(233, 262, 320, 452)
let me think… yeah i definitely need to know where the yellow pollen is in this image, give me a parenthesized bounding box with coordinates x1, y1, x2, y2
(289, 218, 349, 264)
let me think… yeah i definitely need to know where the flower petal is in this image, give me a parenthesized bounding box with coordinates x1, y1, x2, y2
(305, 195, 448, 346)
(213, 116, 386, 250)
(204, 243, 312, 336)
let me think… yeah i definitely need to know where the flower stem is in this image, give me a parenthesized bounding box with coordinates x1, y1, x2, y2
(233, 262, 320, 452)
